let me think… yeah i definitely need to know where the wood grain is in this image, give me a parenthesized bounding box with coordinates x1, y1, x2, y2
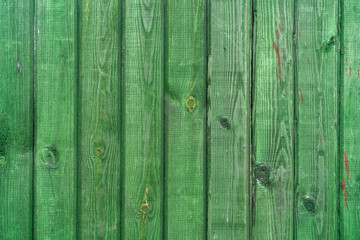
(252, 0, 294, 239)
(207, 0, 251, 239)
(0, 1, 34, 239)
(165, 0, 207, 239)
(78, 0, 121, 239)
(295, 0, 339, 239)
(34, 0, 78, 238)
(123, 0, 164, 238)
(341, 0, 360, 238)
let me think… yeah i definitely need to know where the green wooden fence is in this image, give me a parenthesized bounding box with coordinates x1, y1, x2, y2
(0, 0, 357, 239)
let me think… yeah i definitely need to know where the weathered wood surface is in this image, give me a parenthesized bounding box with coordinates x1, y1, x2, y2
(165, 0, 207, 239)
(0, 1, 34, 239)
(78, 0, 121, 239)
(34, 0, 78, 238)
(2, 1, 360, 239)
(207, 0, 251, 239)
(341, 0, 360, 239)
(123, 0, 164, 239)
(295, 0, 339, 239)
(252, 0, 295, 239)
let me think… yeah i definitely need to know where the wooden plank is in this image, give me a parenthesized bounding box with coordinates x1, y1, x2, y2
(123, 0, 164, 238)
(252, 1, 294, 239)
(341, 1, 360, 239)
(207, 0, 251, 239)
(295, 0, 339, 239)
(165, 0, 206, 239)
(77, 0, 121, 239)
(34, 1, 78, 238)
(0, 1, 34, 239)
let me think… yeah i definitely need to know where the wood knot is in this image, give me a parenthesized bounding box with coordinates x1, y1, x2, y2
(93, 141, 105, 159)
(186, 96, 196, 112)
(0, 156, 6, 166)
(140, 202, 149, 220)
(41, 147, 60, 169)
(254, 164, 272, 186)
(302, 196, 317, 214)
(220, 117, 231, 130)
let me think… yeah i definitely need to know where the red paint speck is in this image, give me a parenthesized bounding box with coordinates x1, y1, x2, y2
(343, 179, 348, 206)
(344, 46, 346, 52)
(319, 131, 322, 144)
(276, 30, 280, 39)
(350, 67, 352, 77)
(299, 30, 301, 38)
(346, 59, 348, 63)
(300, 88, 303, 105)
(308, 58, 310, 66)
(263, 193, 265, 198)
(273, 42, 282, 85)
(344, 3, 347, 9)
(278, 23, 281, 32)
(345, 152, 350, 180)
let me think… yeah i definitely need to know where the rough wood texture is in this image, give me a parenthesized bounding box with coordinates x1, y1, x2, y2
(165, 0, 206, 239)
(34, 1, 78, 238)
(252, 1, 294, 239)
(295, 0, 339, 239)
(123, 0, 164, 238)
(207, 0, 251, 239)
(341, 0, 360, 238)
(0, 1, 34, 239)
(78, 0, 121, 239)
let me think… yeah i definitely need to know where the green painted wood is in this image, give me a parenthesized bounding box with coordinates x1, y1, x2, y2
(78, 0, 121, 239)
(165, 0, 206, 239)
(34, 1, 78, 238)
(295, 0, 339, 239)
(123, 0, 164, 238)
(341, 0, 360, 238)
(0, 1, 34, 239)
(207, 0, 251, 239)
(252, 0, 294, 239)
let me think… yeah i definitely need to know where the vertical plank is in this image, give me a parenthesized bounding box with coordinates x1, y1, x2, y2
(123, 0, 164, 238)
(252, 0, 294, 239)
(0, 1, 34, 239)
(207, 0, 251, 239)
(34, 0, 77, 238)
(165, 0, 206, 239)
(295, 0, 339, 239)
(78, 0, 121, 239)
(341, 0, 360, 238)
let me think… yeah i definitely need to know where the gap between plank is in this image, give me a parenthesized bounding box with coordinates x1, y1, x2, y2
(250, 0, 255, 238)
(337, 0, 344, 239)
(32, 0, 37, 238)
(292, 0, 297, 239)
(162, 0, 167, 239)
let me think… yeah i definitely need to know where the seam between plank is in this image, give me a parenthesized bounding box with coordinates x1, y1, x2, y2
(32, 0, 37, 238)
(293, 0, 297, 239)
(250, 0, 255, 238)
